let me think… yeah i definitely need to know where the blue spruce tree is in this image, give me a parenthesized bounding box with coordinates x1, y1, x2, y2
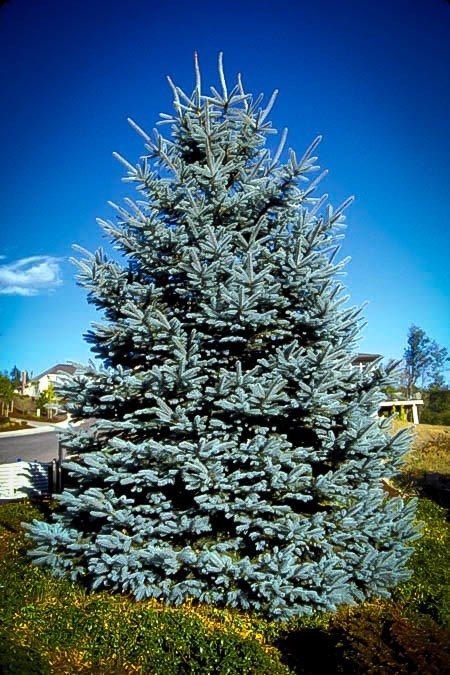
(26, 55, 417, 620)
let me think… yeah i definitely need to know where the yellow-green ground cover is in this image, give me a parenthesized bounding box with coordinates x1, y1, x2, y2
(1, 425, 449, 673)
(394, 421, 450, 511)
(404, 426, 449, 474)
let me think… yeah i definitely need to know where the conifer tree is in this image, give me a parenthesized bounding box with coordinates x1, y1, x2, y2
(26, 55, 417, 619)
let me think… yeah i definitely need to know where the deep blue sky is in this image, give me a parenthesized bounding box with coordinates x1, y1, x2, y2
(1, 0, 449, 377)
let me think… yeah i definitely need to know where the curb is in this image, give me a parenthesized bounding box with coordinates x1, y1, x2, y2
(0, 416, 87, 439)
(1, 415, 73, 438)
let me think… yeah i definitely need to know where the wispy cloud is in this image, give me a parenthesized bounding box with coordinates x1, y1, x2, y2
(0, 256, 62, 296)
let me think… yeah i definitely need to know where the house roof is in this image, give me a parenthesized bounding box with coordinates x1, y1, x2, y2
(352, 353, 382, 364)
(34, 363, 77, 381)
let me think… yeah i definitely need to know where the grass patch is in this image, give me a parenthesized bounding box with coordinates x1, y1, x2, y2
(403, 432, 450, 476)
(0, 424, 29, 432)
(0, 417, 32, 432)
(393, 499, 450, 628)
(394, 423, 450, 508)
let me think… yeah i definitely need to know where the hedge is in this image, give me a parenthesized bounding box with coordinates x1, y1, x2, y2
(1, 499, 449, 674)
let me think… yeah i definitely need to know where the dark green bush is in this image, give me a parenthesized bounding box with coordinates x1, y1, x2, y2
(0, 594, 287, 674)
(0, 417, 31, 432)
(421, 410, 450, 426)
(330, 601, 450, 675)
(275, 602, 450, 674)
(10, 411, 67, 423)
(0, 635, 51, 675)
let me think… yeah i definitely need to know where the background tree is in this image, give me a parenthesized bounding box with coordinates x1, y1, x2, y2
(0, 375, 14, 417)
(36, 383, 57, 419)
(9, 365, 22, 389)
(403, 325, 448, 396)
(403, 326, 431, 396)
(427, 342, 449, 390)
(27, 55, 417, 620)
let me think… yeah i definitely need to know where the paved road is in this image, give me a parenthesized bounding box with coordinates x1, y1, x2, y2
(0, 420, 94, 464)
(0, 430, 60, 463)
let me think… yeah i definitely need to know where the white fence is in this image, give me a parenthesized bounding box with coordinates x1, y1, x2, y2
(0, 460, 52, 500)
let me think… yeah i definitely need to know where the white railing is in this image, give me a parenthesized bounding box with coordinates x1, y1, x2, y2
(0, 460, 51, 500)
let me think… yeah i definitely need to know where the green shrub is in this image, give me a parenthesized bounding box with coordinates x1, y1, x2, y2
(421, 390, 450, 426)
(11, 411, 67, 423)
(402, 433, 450, 477)
(393, 498, 450, 627)
(1, 598, 288, 673)
(421, 410, 450, 426)
(0, 418, 33, 432)
(0, 592, 288, 674)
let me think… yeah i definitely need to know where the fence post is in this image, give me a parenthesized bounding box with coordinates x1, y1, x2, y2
(56, 440, 65, 493)
(50, 459, 57, 495)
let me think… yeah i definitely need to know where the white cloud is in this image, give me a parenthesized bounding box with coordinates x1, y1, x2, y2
(0, 256, 62, 296)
